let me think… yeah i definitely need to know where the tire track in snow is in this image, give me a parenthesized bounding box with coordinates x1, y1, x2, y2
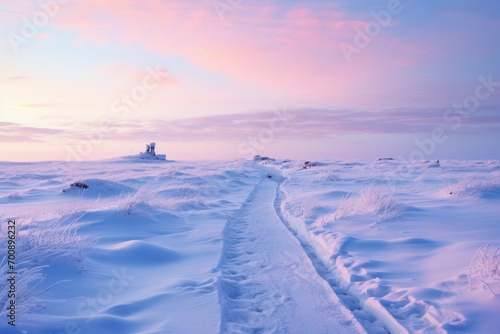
(216, 178, 366, 334)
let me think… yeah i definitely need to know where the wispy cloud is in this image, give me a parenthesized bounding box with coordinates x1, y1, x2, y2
(42, 0, 410, 104)
(57, 107, 500, 142)
(3, 76, 28, 81)
(0, 122, 64, 142)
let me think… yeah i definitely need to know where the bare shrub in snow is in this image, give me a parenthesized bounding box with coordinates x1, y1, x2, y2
(300, 196, 318, 218)
(117, 184, 208, 214)
(117, 186, 156, 215)
(19, 218, 94, 266)
(0, 217, 93, 317)
(468, 242, 500, 296)
(0, 256, 45, 317)
(333, 184, 404, 223)
(446, 176, 500, 198)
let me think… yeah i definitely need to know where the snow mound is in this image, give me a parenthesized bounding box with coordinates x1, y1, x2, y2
(427, 159, 441, 168)
(441, 177, 500, 198)
(93, 240, 183, 266)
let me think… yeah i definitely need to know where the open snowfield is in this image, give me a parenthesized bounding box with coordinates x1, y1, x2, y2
(0, 158, 499, 334)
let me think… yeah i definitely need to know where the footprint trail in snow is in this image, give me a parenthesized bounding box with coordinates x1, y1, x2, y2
(217, 178, 366, 334)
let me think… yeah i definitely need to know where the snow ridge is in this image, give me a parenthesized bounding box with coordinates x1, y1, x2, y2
(271, 174, 400, 334)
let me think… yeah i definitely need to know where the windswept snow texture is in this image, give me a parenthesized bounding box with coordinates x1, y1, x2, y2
(0, 158, 499, 334)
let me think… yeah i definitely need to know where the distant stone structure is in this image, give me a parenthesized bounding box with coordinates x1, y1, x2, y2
(139, 142, 166, 160)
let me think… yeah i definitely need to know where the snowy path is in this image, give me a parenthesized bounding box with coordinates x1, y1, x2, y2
(217, 178, 366, 334)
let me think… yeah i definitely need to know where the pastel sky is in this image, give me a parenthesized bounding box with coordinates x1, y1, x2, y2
(1, 0, 499, 162)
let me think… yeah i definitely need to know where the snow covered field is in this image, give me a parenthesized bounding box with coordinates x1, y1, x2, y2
(0, 158, 499, 334)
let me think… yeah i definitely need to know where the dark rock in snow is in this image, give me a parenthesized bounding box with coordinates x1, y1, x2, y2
(303, 161, 316, 169)
(253, 155, 276, 162)
(71, 182, 89, 189)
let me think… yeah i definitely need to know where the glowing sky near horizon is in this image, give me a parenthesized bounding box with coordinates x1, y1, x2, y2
(0, 0, 499, 162)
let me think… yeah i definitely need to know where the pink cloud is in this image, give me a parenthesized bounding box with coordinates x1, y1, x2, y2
(3, 1, 480, 110)
(46, 1, 397, 104)
(0, 122, 64, 142)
